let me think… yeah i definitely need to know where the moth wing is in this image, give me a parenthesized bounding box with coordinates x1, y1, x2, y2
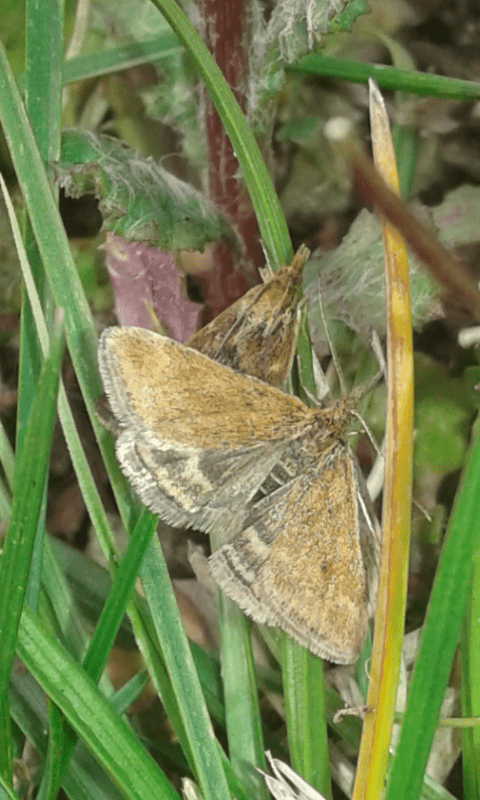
(209, 443, 373, 663)
(98, 326, 316, 535)
(115, 426, 288, 535)
(188, 250, 306, 387)
(98, 327, 313, 452)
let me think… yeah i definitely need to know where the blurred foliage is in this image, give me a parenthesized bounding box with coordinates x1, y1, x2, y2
(53, 129, 234, 251)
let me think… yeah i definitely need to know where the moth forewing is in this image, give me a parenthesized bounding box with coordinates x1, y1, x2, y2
(98, 326, 342, 538)
(188, 246, 308, 387)
(209, 442, 369, 663)
(98, 327, 324, 449)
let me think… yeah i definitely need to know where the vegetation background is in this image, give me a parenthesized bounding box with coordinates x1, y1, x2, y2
(1, 1, 480, 799)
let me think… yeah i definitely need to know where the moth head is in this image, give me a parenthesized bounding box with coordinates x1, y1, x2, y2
(312, 397, 355, 441)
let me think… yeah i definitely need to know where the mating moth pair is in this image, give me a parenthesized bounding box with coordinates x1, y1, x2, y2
(98, 249, 379, 663)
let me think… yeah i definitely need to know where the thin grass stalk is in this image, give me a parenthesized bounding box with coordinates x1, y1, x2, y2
(352, 81, 414, 799)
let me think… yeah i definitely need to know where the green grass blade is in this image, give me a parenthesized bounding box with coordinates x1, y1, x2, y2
(39, 698, 68, 800)
(0, 40, 233, 797)
(110, 671, 151, 715)
(0, 777, 19, 800)
(16, 607, 181, 800)
(0, 168, 129, 654)
(461, 550, 480, 799)
(83, 513, 158, 683)
(10, 667, 126, 800)
(215, 592, 268, 799)
(0, 40, 100, 413)
(17, 0, 63, 454)
(24, 0, 62, 162)
(288, 54, 480, 100)
(43, 510, 159, 798)
(63, 34, 182, 84)
(0, 36, 156, 542)
(384, 418, 480, 800)
(0, 481, 11, 522)
(0, 421, 14, 493)
(41, 540, 90, 661)
(282, 639, 332, 799)
(139, 535, 232, 800)
(0, 317, 64, 783)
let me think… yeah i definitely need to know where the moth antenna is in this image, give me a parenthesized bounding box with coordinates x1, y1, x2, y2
(352, 369, 384, 402)
(312, 281, 384, 460)
(349, 411, 382, 457)
(316, 274, 347, 397)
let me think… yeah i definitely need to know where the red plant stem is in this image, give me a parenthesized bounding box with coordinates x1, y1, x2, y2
(197, 0, 264, 319)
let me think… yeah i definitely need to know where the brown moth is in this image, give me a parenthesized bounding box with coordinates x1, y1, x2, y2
(98, 326, 379, 662)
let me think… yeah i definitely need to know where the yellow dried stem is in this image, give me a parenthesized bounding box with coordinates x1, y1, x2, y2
(352, 80, 414, 800)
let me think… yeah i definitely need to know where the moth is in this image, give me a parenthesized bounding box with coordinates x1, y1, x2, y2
(98, 326, 379, 663)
